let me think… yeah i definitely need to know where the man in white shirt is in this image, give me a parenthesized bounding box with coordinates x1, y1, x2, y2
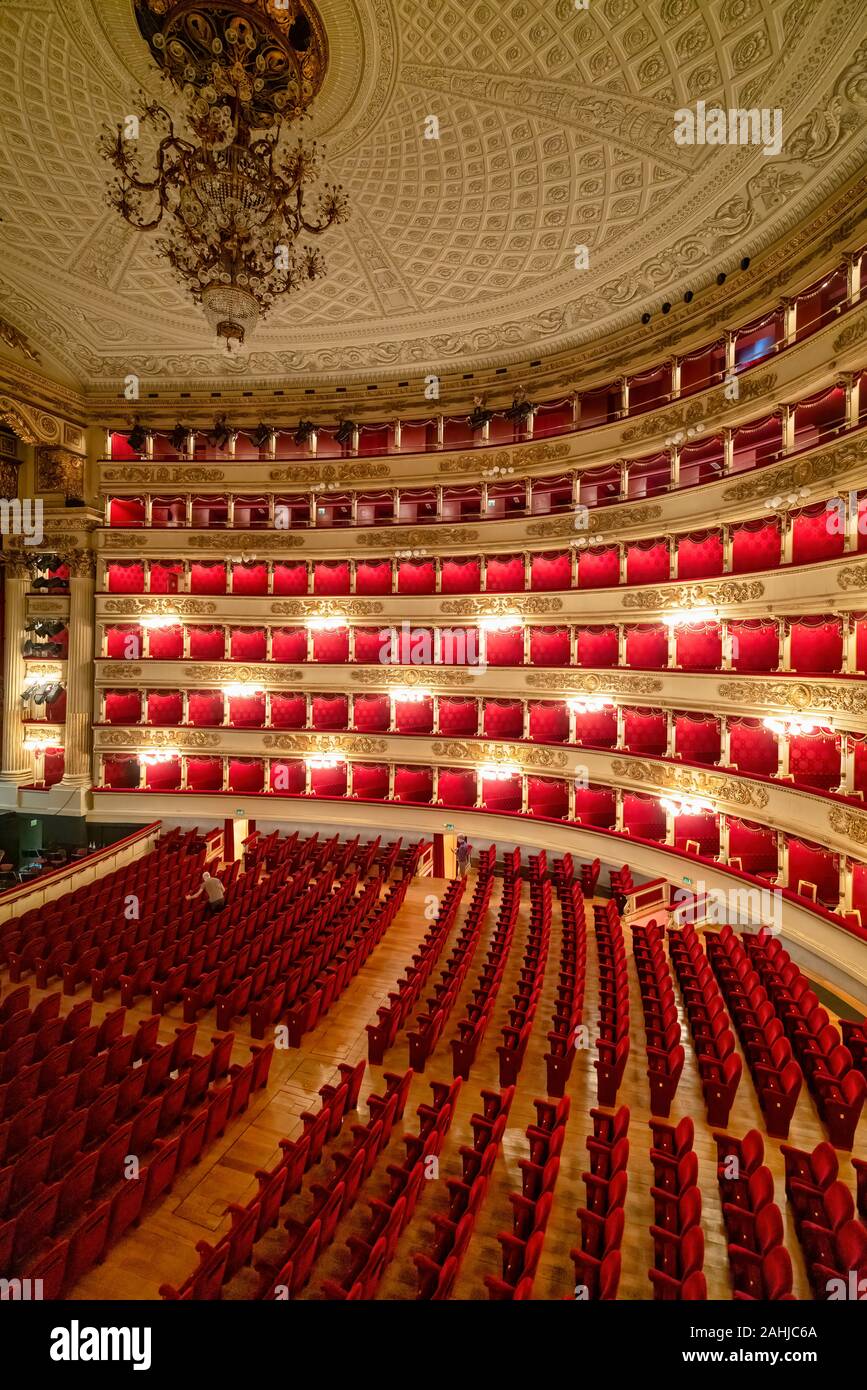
(187, 870, 226, 914)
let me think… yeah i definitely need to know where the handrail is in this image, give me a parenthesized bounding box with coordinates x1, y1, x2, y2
(0, 819, 162, 923)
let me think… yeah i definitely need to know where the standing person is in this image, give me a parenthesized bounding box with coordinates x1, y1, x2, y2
(187, 869, 225, 914)
(456, 836, 472, 878)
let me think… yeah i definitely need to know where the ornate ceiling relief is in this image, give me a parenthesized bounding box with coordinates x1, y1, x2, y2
(0, 1, 866, 387)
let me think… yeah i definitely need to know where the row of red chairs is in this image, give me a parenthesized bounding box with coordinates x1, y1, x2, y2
(668, 920, 742, 1128)
(648, 1116, 706, 1300)
(741, 931, 866, 1148)
(632, 919, 684, 1118)
(779, 1139, 867, 1299)
(497, 868, 550, 1087)
(411, 1084, 513, 1300)
(571, 1105, 629, 1299)
(323, 1077, 463, 1299)
(713, 1129, 794, 1299)
(366, 878, 466, 1064)
(547, 868, 587, 1097)
(0, 828, 203, 969)
(407, 869, 497, 1073)
(705, 927, 803, 1139)
(593, 901, 630, 1107)
(484, 1091, 563, 1299)
(279, 872, 412, 1048)
(450, 872, 522, 1080)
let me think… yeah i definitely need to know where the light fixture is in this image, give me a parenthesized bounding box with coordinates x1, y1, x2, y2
(102, 1, 347, 351)
(663, 607, 718, 627)
(23, 737, 61, 752)
(763, 715, 821, 736)
(139, 749, 180, 765)
(479, 615, 523, 632)
(222, 683, 264, 697)
(391, 687, 432, 702)
(478, 762, 521, 780)
(306, 615, 346, 631)
(305, 750, 346, 769)
(659, 795, 713, 817)
(141, 614, 179, 629)
(568, 697, 615, 714)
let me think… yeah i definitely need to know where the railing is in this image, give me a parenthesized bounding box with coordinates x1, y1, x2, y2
(0, 819, 162, 922)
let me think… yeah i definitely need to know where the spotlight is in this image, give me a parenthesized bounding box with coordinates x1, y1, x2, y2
(210, 416, 231, 450)
(641, 312, 651, 325)
(127, 423, 147, 452)
(335, 419, 356, 446)
(169, 423, 189, 452)
(294, 419, 315, 445)
(740, 257, 751, 271)
(253, 423, 275, 448)
(716, 272, 727, 286)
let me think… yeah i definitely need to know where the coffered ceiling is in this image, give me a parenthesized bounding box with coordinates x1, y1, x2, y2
(1, 0, 866, 394)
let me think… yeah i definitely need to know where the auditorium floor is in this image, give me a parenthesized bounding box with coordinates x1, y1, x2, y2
(11, 871, 861, 1302)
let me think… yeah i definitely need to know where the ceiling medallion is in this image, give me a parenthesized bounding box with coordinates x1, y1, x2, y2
(102, 0, 347, 351)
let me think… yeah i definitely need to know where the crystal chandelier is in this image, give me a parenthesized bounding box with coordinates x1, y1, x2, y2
(101, 1, 348, 351)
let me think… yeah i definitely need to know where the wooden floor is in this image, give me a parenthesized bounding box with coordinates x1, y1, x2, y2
(7, 868, 864, 1301)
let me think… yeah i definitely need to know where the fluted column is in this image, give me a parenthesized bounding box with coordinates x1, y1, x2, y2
(60, 549, 95, 789)
(0, 558, 33, 790)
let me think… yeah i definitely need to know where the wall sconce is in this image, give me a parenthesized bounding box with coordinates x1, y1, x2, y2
(139, 749, 180, 765)
(306, 616, 347, 631)
(478, 762, 521, 780)
(663, 607, 718, 627)
(305, 751, 347, 769)
(568, 697, 615, 714)
(141, 614, 179, 629)
(762, 716, 821, 736)
(391, 687, 432, 702)
(222, 683, 264, 697)
(479, 615, 523, 632)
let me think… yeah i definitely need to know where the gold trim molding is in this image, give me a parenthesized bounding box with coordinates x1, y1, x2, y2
(622, 580, 766, 610)
(611, 757, 770, 810)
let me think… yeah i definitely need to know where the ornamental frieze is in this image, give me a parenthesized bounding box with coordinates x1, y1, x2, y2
(262, 733, 387, 755)
(622, 580, 765, 609)
(270, 599, 385, 617)
(102, 466, 225, 483)
(351, 668, 477, 687)
(718, 679, 867, 716)
(25, 662, 65, 677)
(832, 310, 867, 354)
(611, 758, 770, 809)
(829, 806, 867, 845)
(187, 534, 305, 550)
(722, 436, 867, 503)
(525, 672, 664, 695)
(437, 441, 572, 475)
(527, 503, 662, 538)
(102, 597, 217, 615)
(183, 664, 303, 684)
(620, 372, 777, 445)
(26, 598, 69, 614)
(439, 595, 563, 616)
(101, 663, 143, 678)
(97, 729, 219, 748)
(25, 725, 63, 742)
(101, 534, 148, 549)
(837, 563, 867, 591)
(356, 526, 478, 547)
(267, 462, 389, 484)
(430, 740, 568, 770)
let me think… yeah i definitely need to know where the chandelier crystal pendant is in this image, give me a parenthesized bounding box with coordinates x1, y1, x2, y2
(102, 1, 347, 350)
